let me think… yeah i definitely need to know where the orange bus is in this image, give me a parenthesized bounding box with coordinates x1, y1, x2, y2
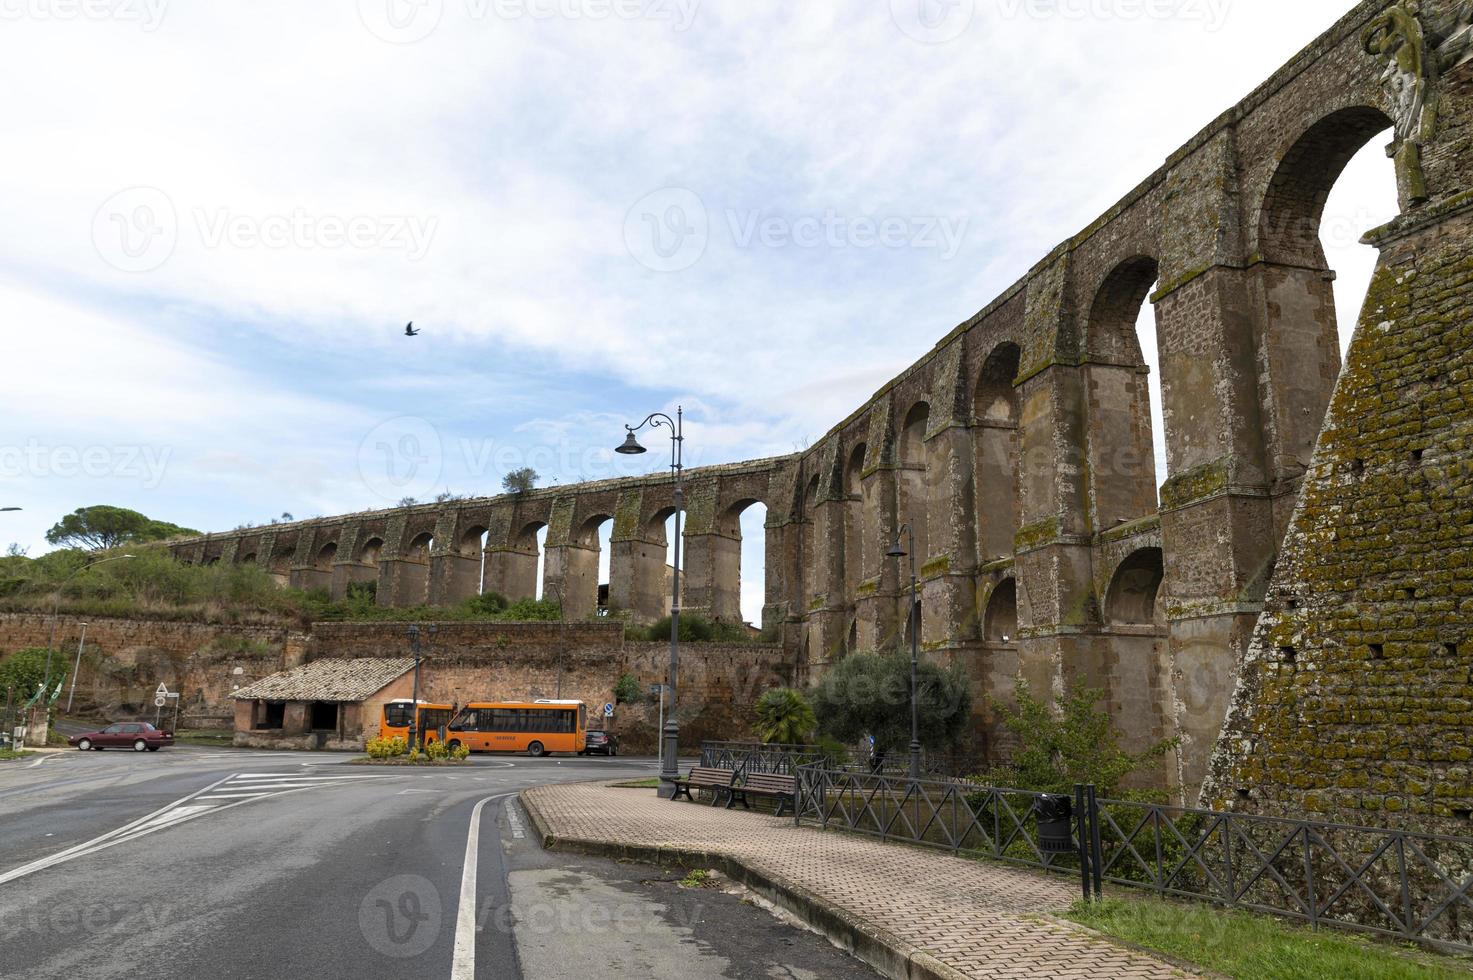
(380, 699, 456, 744)
(445, 700, 586, 756)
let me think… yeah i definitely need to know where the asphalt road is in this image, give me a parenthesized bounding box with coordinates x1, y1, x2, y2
(0, 747, 879, 979)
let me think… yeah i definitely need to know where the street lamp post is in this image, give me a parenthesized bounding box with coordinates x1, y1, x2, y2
(406, 624, 422, 748)
(885, 524, 923, 780)
(616, 406, 684, 798)
(65, 622, 88, 714)
(45, 554, 136, 697)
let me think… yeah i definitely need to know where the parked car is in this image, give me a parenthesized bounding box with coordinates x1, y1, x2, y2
(69, 722, 174, 752)
(582, 730, 618, 756)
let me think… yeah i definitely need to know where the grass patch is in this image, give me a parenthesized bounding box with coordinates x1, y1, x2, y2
(0, 748, 34, 761)
(679, 869, 718, 889)
(611, 778, 661, 789)
(172, 729, 234, 746)
(1066, 896, 1473, 980)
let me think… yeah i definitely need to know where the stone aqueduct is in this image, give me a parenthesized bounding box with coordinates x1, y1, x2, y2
(172, 0, 1473, 810)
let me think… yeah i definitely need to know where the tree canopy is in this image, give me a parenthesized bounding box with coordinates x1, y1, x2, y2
(811, 652, 971, 758)
(502, 467, 538, 494)
(45, 506, 198, 551)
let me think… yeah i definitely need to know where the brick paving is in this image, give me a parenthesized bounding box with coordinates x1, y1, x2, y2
(523, 782, 1187, 979)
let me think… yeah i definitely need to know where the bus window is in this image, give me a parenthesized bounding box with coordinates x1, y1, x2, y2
(384, 702, 413, 730)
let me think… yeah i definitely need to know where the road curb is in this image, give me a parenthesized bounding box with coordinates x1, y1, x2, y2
(518, 789, 971, 980)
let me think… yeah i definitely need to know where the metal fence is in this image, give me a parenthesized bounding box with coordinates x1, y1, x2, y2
(1089, 796, 1473, 954)
(700, 741, 831, 776)
(793, 766, 1473, 955)
(793, 766, 1088, 882)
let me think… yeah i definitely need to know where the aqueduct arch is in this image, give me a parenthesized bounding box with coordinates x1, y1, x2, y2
(172, 1, 1473, 820)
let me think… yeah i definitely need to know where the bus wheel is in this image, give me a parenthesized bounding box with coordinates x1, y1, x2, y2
(527, 741, 545, 758)
(447, 740, 461, 752)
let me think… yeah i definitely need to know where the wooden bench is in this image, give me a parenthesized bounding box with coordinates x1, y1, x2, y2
(670, 766, 737, 805)
(727, 772, 797, 816)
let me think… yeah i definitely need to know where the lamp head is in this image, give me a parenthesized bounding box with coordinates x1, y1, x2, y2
(616, 431, 647, 455)
(885, 539, 907, 559)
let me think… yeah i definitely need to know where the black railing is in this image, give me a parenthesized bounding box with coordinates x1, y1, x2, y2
(1088, 796, 1473, 955)
(793, 766, 1473, 955)
(700, 741, 830, 776)
(793, 766, 1092, 889)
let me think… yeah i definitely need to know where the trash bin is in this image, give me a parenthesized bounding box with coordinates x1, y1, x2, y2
(1034, 794, 1076, 854)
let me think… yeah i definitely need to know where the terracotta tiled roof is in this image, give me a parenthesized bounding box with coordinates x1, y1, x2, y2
(230, 658, 415, 702)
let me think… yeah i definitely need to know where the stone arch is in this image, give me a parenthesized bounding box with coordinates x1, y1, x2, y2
(983, 577, 1018, 643)
(1257, 106, 1395, 268)
(268, 540, 294, 586)
(358, 537, 384, 565)
(238, 552, 257, 566)
(1253, 104, 1397, 484)
(1104, 547, 1165, 627)
(486, 519, 546, 602)
(451, 524, 490, 600)
(551, 512, 612, 619)
(973, 342, 1022, 563)
(405, 532, 434, 562)
(1085, 257, 1160, 529)
(314, 541, 338, 570)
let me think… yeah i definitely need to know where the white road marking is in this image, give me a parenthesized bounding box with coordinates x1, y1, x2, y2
(396, 789, 440, 795)
(451, 795, 512, 980)
(0, 770, 392, 885)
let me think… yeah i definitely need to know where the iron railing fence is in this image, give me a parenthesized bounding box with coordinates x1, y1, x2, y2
(793, 765, 1091, 887)
(699, 741, 831, 776)
(1090, 796, 1473, 954)
(791, 764, 1473, 955)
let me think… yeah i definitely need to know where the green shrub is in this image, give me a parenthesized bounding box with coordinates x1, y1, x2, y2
(464, 591, 508, 615)
(814, 735, 851, 765)
(0, 648, 51, 701)
(979, 679, 1179, 797)
(449, 742, 470, 760)
(641, 613, 749, 643)
(365, 736, 408, 759)
(613, 673, 643, 704)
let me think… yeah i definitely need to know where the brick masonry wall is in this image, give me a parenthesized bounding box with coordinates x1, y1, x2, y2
(309, 623, 794, 753)
(1205, 196, 1473, 833)
(0, 615, 792, 751)
(0, 613, 293, 727)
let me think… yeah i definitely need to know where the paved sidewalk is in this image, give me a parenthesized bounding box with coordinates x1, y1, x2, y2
(522, 782, 1187, 980)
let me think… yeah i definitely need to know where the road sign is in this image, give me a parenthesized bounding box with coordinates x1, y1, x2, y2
(153, 695, 166, 708)
(155, 682, 168, 697)
(603, 702, 614, 718)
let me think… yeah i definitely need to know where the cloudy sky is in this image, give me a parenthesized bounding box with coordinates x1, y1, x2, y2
(0, 0, 1397, 621)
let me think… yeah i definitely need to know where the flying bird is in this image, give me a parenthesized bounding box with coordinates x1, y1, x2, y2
(404, 322, 419, 337)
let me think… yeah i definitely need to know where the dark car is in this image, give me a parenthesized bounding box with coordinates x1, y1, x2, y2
(582, 730, 618, 756)
(69, 722, 174, 752)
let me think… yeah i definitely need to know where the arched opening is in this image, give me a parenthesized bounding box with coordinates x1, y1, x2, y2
(973, 343, 1021, 563)
(406, 533, 433, 562)
(342, 536, 383, 603)
(238, 552, 257, 566)
(1105, 547, 1165, 627)
(1088, 256, 1161, 526)
(983, 578, 1018, 643)
(1255, 106, 1397, 483)
(268, 542, 294, 587)
(619, 508, 679, 623)
(314, 541, 337, 570)
(398, 532, 434, 606)
(844, 442, 867, 600)
(899, 401, 931, 562)
(716, 499, 767, 630)
(554, 514, 611, 619)
(359, 537, 384, 566)
(455, 525, 489, 599)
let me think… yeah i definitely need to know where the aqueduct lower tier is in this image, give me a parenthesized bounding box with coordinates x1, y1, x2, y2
(172, 0, 1473, 820)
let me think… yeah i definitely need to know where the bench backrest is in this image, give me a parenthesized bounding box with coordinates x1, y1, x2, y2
(743, 772, 795, 794)
(686, 767, 736, 787)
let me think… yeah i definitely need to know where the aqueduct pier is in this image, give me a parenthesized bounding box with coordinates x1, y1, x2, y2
(171, 0, 1473, 819)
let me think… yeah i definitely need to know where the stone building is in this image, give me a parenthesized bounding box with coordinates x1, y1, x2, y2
(231, 657, 416, 750)
(169, 1, 1473, 823)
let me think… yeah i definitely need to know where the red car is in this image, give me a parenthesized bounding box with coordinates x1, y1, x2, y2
(69, 722, 174, 752)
